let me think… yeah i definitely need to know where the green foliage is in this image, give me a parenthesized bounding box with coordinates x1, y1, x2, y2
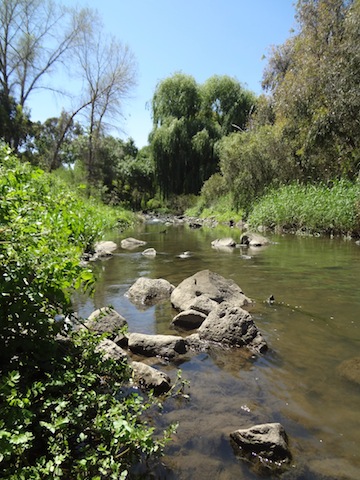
(0, 145, 172, 478)
(0, 330, 174, 479)
(150, 73, 256, 198)
(0, 90, 32, 151)
(201, 75, 256, 135)
(152, 72, 200, 126)
(248, 180, 360, 235)
(217, 126, 288, 211)
(263, 0, 360, 181)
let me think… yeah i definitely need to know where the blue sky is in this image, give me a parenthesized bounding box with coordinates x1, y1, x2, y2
(28, 1, 297, 148)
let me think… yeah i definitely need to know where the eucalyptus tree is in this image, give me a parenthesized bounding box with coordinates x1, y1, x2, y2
(0, 0, 92, 150)
(31, 112, 83, 169)
(262, 0, 359, 181)
(73, 27, 137, 184)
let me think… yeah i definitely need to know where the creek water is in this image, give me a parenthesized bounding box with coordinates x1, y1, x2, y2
(74, 220, 360, 480)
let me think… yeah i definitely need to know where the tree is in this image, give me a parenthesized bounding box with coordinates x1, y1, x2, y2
(31, 112, 83, 169)
(262, 0, 359, 181)
(73, 27, 137, 185)
(217, 125, 287, 211)
(0, 89, 32, 148)
(201, 75, 256, 135)
(150, 73, 202, 197)
(150, 73, 256, 197)
(0, 0, 92, 150)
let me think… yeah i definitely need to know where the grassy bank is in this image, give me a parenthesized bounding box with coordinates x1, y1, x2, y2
(247, 180, 360, 236)
(185, 180, 360, 237)
(0, 145, 172, 479)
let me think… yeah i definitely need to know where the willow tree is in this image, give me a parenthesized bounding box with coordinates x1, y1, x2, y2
(201, 75, 256, 135)
(150, 73, 201, 197)
(150, 73, 256, 197)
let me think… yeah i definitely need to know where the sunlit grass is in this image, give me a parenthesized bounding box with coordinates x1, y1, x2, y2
(247, 180, 360, 235)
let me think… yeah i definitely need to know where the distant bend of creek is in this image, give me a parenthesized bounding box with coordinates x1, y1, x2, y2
(73, 219, 360, 480)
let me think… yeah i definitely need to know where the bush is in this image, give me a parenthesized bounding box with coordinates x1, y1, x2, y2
(0, 145, 173, 478)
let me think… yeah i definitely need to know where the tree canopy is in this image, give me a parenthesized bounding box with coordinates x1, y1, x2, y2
(150, 73, 255, 197)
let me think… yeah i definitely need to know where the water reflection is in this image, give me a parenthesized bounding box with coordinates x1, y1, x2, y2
(73, 222, 360, 479)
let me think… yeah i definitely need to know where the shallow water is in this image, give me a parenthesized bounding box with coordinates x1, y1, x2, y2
(74, 221, 360, 479)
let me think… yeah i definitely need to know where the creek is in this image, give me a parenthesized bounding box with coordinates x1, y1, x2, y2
(74, 220, 360, 480)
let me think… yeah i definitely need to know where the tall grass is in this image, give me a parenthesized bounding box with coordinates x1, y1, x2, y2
(186, 193, 244, 223)
(247, 180, 360, 236)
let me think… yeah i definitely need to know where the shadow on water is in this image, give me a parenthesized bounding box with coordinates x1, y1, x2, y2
(73, 222, 360, 479)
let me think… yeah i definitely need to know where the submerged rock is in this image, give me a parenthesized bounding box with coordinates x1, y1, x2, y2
(230, 423, 292, 474)
(337, 356, 360, 385)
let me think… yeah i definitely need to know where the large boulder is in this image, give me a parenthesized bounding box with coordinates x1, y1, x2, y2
(230, 423, 292, 473)
(120, 237, 147, 250)
(125, 277, 175, 306)
(171, 270, 252, 314)
(131, 361, 171, 394)
(198, 303, 267, 353)
(240, 232, 270, 247)
(84, 307, 127, 339)
(128, 333, 187, 358)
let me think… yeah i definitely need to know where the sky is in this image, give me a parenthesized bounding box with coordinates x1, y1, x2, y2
(28, 1, 297, 149)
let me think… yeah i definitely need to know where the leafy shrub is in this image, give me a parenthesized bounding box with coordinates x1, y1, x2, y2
(0, 145, 173, 478)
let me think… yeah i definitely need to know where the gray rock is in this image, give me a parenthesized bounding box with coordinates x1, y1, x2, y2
(95, 338, 128, 361)
(230, 423, 291, 472)
(84, 307, 127, 338)
(87, 240, 118, 261)
(142, 247, 157, 256)
(125, 277, 175, 306)
(128, 333, 187, 358)
(185, 333, 209, 351)
(131, 361, 171, 394)
(172, 309, 207, 330)
(120, 237, 147, 250)
(211, 237, 236, 248)
(240, 232, 270, 247)
(181, 294, 220, 315)
(171, 270, 252, 314)
(198, 302, 267, 353)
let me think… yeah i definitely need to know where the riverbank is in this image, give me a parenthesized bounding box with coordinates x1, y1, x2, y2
(182, 179, 360, 239)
